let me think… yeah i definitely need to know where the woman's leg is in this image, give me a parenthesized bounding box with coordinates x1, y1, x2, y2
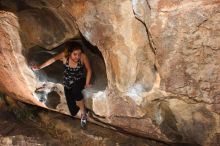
(72, 79, 87, 128)
(76, 99, 86, 115)
(64, 87, 80, 116)
(70, 85, 86, 115)
(74, 78, 87, 115)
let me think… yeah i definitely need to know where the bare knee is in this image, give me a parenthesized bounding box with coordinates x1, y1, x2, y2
(76, 100, 83, 106)
(76, 101, 80, 107)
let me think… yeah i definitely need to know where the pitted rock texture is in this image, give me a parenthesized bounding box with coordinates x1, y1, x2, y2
(132, 0, 220, 145)
(133, 0, 220, 104)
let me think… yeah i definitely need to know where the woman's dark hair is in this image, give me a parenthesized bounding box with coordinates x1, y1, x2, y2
(67, 41, 83, 53)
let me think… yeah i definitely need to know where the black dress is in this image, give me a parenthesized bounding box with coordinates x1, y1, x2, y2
(63, 56, 86, 116)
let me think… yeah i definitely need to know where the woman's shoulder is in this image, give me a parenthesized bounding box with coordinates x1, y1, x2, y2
(81, 53, 87, 63)
(57, 51, 67, 63)
(81, 53, 91, 66)
(81, 53, 88, 59)
(53, 51, 65, 61)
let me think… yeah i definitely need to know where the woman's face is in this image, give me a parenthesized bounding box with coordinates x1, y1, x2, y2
(70, 49, 82, 62)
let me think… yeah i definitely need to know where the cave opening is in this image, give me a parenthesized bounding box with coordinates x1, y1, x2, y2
(25, 37, 108, 109)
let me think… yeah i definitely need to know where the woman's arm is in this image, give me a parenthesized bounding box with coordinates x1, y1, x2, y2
(32, 51, 65, 70)
(82, 54, 92, 88)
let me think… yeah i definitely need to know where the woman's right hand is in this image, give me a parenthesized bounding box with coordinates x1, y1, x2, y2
(31, 64, 40, 71)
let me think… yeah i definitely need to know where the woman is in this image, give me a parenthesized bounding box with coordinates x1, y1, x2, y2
(32, 42, 92, 128)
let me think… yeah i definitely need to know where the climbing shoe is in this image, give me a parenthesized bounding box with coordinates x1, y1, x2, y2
(80, 113, 88, 129)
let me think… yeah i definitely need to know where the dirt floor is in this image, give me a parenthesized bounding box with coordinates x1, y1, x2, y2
(0, 100, 170, 146)
(0, 110, 63, 146)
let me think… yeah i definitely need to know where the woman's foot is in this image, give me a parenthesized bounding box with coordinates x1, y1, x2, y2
(80, 113, 88, 129)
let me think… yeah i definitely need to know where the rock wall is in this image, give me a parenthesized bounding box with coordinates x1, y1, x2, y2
(67, 0, 220, 145)
(66, 0, 156, 92)
(0, 0, 219, 145)
(0, 0, 79, 50)
(0, 11, 41, 106)
(131, 0, 220, 145)
(133, 0, 220, 104)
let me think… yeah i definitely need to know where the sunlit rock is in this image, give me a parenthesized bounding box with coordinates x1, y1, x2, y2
(0, 0, 219, 145)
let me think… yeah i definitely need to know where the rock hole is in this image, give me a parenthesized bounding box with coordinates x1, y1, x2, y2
(24, 38, 108, 108)
(45, 91, 61, 109)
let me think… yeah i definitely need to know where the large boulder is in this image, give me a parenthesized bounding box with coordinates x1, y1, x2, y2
(67, 0, 220, 145)
(0, 0, 219, 145)
(0, 11, 41, 106)
(133, 0, 220, 104)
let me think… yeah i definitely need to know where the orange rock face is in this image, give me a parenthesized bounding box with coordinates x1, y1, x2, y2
(0, 11, 42, 106)
(0, 0, 219, 145)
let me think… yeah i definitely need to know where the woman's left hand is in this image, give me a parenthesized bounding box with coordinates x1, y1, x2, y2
(85, 84, 92, 88)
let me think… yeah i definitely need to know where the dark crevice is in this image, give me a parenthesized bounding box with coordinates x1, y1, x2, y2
(25, 37, 108, 106)
(88, 109, 200, 146)
(146, 0, 152, 10)
(132, 5, 162, 90)
(45, 91, 61, 109)
(0, 0, 34, 12)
